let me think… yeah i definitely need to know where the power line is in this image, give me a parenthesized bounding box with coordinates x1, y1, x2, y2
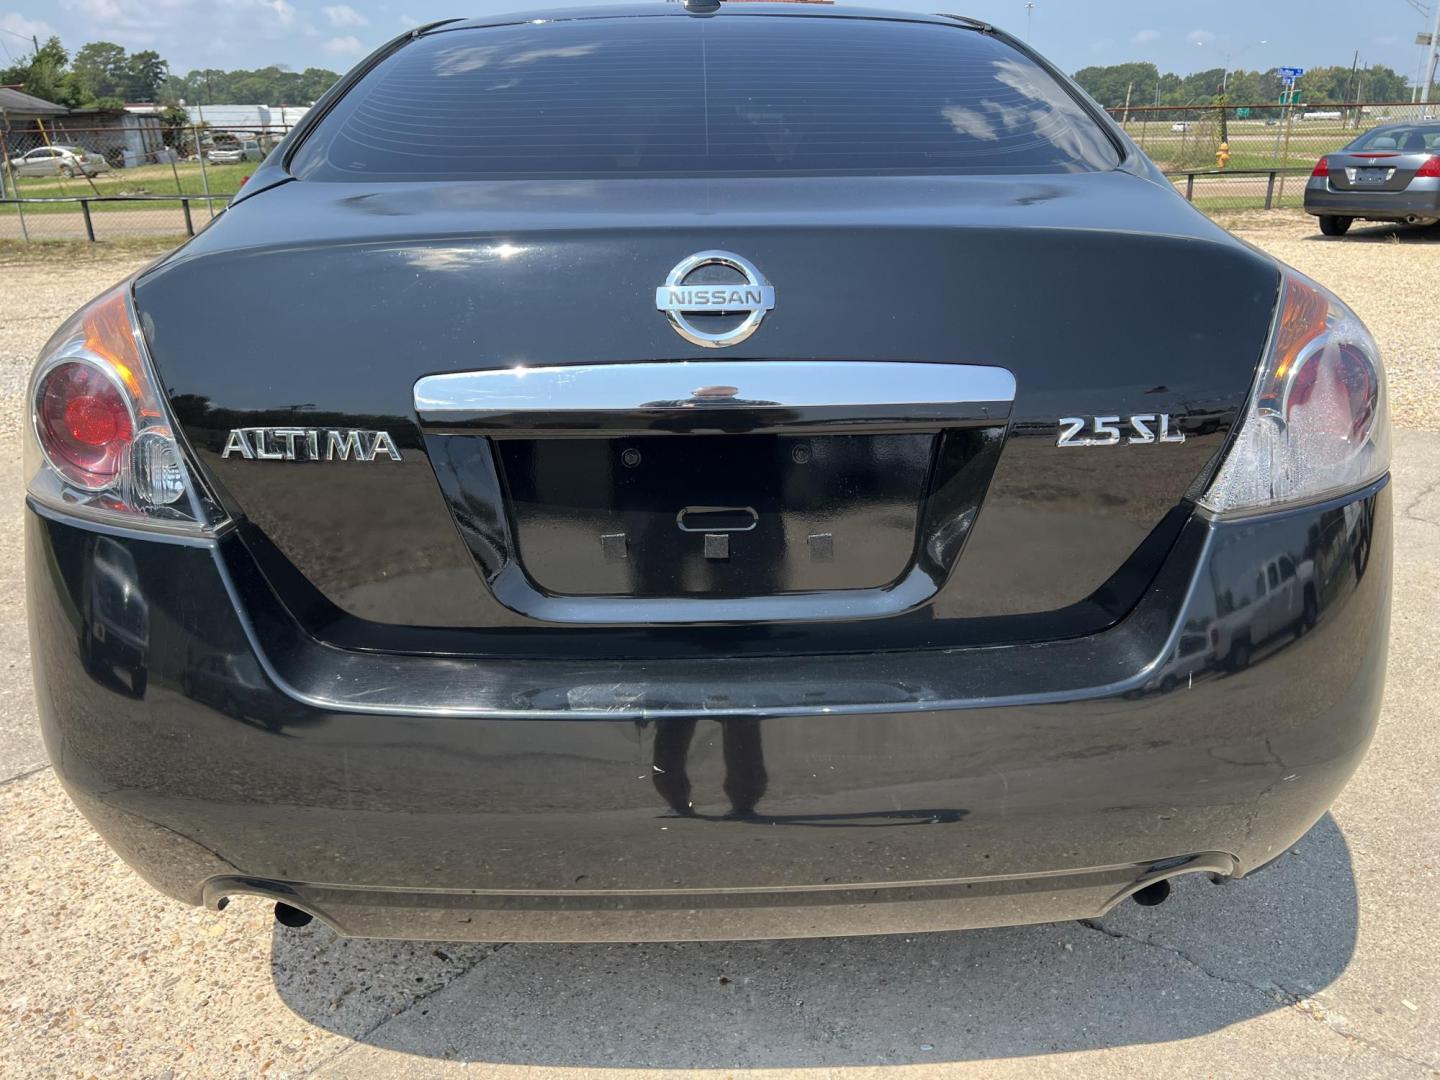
(0, 26, 39, 50)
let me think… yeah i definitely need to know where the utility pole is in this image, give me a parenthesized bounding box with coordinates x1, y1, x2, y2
(1348, 50, 1360, 129)
(1425, 0, 1440, 105)
(1123, 80, 1133, 126)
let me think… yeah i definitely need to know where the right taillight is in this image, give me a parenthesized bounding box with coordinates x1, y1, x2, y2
(1311, 157, 1329, 177)
(27, 282, 226, 534)
(1199, 271, 1389, 515)
(1416, 155, 1440, 177)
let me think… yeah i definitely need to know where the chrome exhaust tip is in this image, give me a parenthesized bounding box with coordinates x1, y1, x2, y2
(274, 902, 314, 928)
(1131, 878, 1172, 907)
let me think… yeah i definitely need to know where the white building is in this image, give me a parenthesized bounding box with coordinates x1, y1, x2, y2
(152, 103, 311, 131)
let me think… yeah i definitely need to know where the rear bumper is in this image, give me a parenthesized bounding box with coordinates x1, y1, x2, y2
(1304, 177, 1440, 219)
(27, 481, 1390, 941)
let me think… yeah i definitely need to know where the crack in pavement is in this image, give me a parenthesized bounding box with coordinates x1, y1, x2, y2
(298, 942, 512, 1077)
(1400, 476, 1440, 526)
(1076, 918, 1439, 1071)
(0, 761, 51, 788)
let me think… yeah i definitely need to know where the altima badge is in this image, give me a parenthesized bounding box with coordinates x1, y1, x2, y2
(655, 251, 775, 348)
(222, 427, 403, 462)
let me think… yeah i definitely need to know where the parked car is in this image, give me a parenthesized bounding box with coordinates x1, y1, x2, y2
(206, 132, 265, 164)
(1304, 121, 1440, 235)
(1170, 121, 1190, 132)
(7, 144, 110, 178)
(26, 2, 1391, 944)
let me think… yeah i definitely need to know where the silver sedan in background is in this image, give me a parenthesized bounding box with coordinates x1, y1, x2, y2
(1305, 122, 1440, 236)
(7, 145, 110, 178)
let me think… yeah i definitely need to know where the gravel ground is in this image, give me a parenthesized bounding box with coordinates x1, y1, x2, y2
(1, 216, 1437, 1079)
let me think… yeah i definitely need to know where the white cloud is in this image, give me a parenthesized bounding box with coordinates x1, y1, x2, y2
(323, 34, 363, 56)
(0, 11, 56, 41)
(58, 0, 192, 46)
(257, 0, 296, 28)
(322, 4, 367, 28)
(1130, 29, 1160, 46)
(1186, 29, 1216, 46)
(398, 13, 420, 28)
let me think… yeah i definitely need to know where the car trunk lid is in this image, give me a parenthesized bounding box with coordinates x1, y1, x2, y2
(1325, 150, 1433, 192)
(135, 171, 1279, 654)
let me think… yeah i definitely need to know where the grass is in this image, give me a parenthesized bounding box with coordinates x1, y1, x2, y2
(0, 235, 181, 264)
(1188, 194, 1307, 211)
(1, 162, 245, 213)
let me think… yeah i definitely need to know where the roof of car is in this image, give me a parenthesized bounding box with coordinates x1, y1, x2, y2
(1365, 120, 1440, 132)
(438, 3, 987, 33)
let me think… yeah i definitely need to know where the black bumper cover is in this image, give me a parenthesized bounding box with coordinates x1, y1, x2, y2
(27, 482, 1390, 941)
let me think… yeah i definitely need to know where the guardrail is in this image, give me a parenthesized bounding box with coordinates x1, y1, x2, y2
(0, 193, 233, 242)
(1164, 167, 1314, 211)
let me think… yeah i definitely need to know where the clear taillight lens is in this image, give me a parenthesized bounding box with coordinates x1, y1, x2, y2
(26, 282, 226, 534)
(1200, 271, 1389, 515)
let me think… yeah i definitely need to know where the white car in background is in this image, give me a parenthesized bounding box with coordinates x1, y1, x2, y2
(7, 145, 110, 178)
(206, 133, 265, 164)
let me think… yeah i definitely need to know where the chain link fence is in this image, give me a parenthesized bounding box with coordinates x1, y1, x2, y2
(2, 102, 1437, 238)
(0, 123, 293, 242)
(1115, 99, 1437, 211)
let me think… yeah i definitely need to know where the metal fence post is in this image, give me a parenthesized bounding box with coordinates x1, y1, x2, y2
(1264, 172, 1277, 210)
(192, 124, 214, 219)
(1185, 173, 1195, 201)
(181, 197, 195, 237)
(80, 198, 96, 242)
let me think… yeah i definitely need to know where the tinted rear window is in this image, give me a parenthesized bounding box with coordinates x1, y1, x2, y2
(292, 15, 1119, 180)
(1348, 125, 1440, 152)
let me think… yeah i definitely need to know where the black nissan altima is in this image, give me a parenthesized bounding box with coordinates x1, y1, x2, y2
(26, 3, 1391, 942)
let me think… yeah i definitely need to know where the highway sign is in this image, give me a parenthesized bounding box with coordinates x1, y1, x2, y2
(1277, 66, 1305, 77)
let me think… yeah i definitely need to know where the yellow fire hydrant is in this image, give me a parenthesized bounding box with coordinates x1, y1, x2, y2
(1216, 141, 1231, 169)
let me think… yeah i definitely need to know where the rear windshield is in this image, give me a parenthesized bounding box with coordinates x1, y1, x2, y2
(1348, 126, 1440, 153)
(291, 15, 1120, 181)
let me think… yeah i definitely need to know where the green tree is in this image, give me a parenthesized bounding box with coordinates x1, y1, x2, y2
(1073, 62, 1161, 108)
(71, 40, 128, 101)
(124, 50, 169, 101)
(0, 36, 83, 107)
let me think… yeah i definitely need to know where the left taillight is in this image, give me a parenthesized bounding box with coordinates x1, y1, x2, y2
(26, 281, 226, 534)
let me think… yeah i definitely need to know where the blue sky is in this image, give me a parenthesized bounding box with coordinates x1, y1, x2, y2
(1, 0, 1434, 85)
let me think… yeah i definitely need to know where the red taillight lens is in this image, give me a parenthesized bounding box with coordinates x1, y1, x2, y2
(1416, 156, 1440, 178)
(36, 360, 134, 490)
(1311, 157, 1329, 177)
